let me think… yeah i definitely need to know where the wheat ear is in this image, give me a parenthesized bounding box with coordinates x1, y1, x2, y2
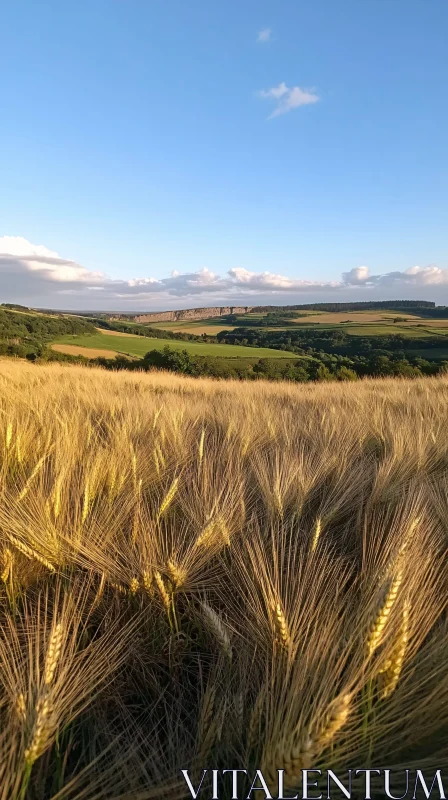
(195, 516, 230, 549)
(18, 453, 49, 501)
(167, 558, 187, 589)
(311, 518, 322, 552)
(158, 477, 179, 518)
(25, 621, 64, 766)
(154, 570, 171, 611)
(24, 696, 54, 764)
(201, 602, 232, 660)
(5, 422, 13, 450)
(81, 480, 91, 524)
(379, 599, 410, 699)
(1, 547, 13, 583)
(198, 428, 205, 464)
(264, 693, 352, 795)
(8, 535, 55, 572)
(16, 692, 26, 721)
(274, 602, 290, 649)
(44, 622, 63, 686)
(368, 570, 403, 656)
(142, 570, 153, 595)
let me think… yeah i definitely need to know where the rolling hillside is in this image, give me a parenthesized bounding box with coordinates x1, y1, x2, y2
(50, 329, 301, 359)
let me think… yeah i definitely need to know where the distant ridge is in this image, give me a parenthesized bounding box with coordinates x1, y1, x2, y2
(109, 306, 253, 323)
(106, 300, 435, 323)
(29, 299, 437, 319)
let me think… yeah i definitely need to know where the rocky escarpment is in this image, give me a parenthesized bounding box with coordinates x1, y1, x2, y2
(110, 306, 252, 323)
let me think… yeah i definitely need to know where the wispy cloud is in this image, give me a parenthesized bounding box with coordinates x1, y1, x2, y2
(0, 237, 446, 310)
(257, 28, 271, 43)
(258, 82, 320, 118)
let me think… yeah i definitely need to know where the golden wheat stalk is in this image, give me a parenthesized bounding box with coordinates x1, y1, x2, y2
(8, 534, 55, 572)
(156, 443, 166, 468)
(317, 692, 352, 746)
(129, 577, 140, 595)
(201, 601, 232, 660)
(154, 570, 171, 611)
(196, 684, 217, 761)
(264, 693, 352, 794)
(274, 602, 290, 649)
(52, 475, 63, 519)
(153, 449, 161, 476)
(16, 692, 27, 722)
(273, 480, 284, 518)
(158, 476, 179, 518)
(379, 599, 410, 699)
(368, 570, 403, 656)
(81, 480, 91, 525)
(311, 517, 322, 552)
(18, 453, 49, 501)
(393, 517, 420, 566)
(93, 571, 106, 607)
(1, 547, 13, 583)
(44, 621, 63, 686)
(153, 406, 163, 430)
(16, 433, 23, 464)
(24, 695, 54, 765)
(219, 518, 231, 546)
(198, 428, 205, 465)
(5, 421, 13, 450)
(195, 516, 230, 549)
(166, 558, 187, 589)
(194, 519, 216, 548)
(142, 570, 153, 595)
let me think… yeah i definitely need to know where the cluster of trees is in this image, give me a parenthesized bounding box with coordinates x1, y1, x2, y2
(90, 345, 448, 383)
(0, 308, 97, 364)
(1, 303, 31, 311)
(216, 326, 448, 356)
(0, 308, 95, 341)
(251, 300, 435, 313)
(415, 307, 448, 319)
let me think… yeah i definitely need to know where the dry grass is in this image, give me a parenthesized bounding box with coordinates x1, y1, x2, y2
(50, 344, 119, 359)
(1, 359, 448, 798)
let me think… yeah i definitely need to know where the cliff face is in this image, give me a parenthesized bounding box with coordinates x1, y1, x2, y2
(110, 306, 252, 324)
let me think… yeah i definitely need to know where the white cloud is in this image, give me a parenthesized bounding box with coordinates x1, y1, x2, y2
(342, 266, 370, 285)
(342, 264, 448, 287)
(0, 236, 104, 284)
(257, 28, 272, 43)
(1, 236, 447, 310)
(228, 267, 339, 291)
(258, 82, 319, 118)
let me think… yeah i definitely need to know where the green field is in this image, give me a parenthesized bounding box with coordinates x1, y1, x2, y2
(145, 311, 448, 339)
(52, 332, 301, 359)
(326, 324, 440, 337)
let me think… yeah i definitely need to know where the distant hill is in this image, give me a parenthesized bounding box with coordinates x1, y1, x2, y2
(69, 300, 437, 324)
(253, 300, 436, 312)
(0, 307, 96, 341)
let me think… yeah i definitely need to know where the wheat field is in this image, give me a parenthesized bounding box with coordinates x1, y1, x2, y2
(1, 359, 448, 799)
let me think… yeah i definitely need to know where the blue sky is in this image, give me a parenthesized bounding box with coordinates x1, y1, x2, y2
(1, 0, 447, 310)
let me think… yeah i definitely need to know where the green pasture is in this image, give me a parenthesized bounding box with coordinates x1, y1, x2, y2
(52, 332, 301, 359)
